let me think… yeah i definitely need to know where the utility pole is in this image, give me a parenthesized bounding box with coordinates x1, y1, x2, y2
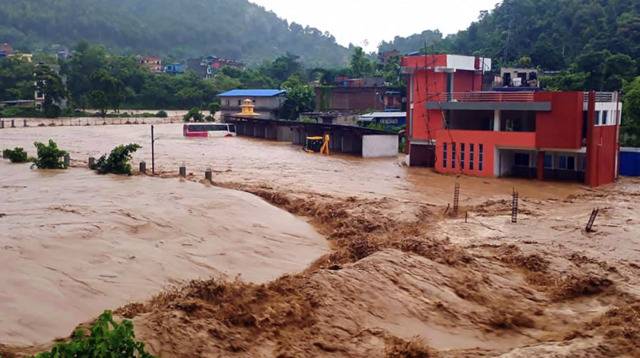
(151, 125, 156, 175)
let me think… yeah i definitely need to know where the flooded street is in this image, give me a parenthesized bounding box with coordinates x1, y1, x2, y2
(1, 123, 639, 356)
(0, 123, 585, 204)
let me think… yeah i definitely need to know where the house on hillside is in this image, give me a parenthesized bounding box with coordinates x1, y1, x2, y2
(0, 43, 13, 58)
(402, 53, 622, 187)
(164, 63, 185, 74)
(140, 56, 163, 73)
(218, 89, 287, 120)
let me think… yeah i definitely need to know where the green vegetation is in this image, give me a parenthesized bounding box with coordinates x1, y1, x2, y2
(183, 107, 204, 122)
(2, 147, 29, 163)
(32, 139, 68, 169)
(623, 77, 640, 146)
(155, 110, 168, 118)
(0, 0, 348, 67)
(93, 144, 141, 175)
(380, 0, 640, 91)
(35, 310, 153, 358)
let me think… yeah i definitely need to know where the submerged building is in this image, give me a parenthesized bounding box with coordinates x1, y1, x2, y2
(402, 54, 621, 187)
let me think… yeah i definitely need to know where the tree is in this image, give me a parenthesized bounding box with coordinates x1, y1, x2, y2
(63, 42, 108, 109)
(88, 69, 124, 116)
(34, 64, 67, 118)
(0, 57, 35, 101)
(622, 77, 640, 146)
(280, 74, 314, 120)
(349, 47, 374, 78)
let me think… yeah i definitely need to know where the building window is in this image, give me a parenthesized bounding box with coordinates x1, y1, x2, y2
(602, 111, 608, 125)
(443, 143, 448, 168)
(238, 99, 242, 106)
(451, 143, 457, 169)
(544, 154, 553, 169)
(469, 144, 474, 170)
(478, 144, 484, 171)
(595, 111, 601, 125)
(460, 143, 465, 170)
(558, 155, 576, 170)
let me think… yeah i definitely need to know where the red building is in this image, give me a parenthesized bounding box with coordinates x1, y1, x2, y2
(140, 56, 163, 73)
(402, 54, 622, 187)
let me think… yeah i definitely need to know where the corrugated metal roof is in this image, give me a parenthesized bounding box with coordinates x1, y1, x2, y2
(217, 89, 286, 97)
(360, 112, 407, 119)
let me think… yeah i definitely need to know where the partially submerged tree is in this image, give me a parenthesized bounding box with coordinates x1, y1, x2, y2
(33, 139, 68, 169)
(183, 107, 204, 122)
(93, 144, 141, 175)
(2, 147, 29, 163)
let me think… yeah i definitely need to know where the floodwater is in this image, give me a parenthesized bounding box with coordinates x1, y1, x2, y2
(0, 123, 586, 205)
(0, 161, 327, 345)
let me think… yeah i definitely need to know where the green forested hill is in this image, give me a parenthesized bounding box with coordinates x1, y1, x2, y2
(379, 0, 640, 82)
(0, 0, 349, 66)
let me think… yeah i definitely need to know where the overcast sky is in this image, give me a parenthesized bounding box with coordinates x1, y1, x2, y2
(249, 0, 501, 52)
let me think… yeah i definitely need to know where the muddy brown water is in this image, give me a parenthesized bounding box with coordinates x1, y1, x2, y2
(0, 123, 594, 349)
(0, 123, 585, 204)
(0, 161, 327, 345)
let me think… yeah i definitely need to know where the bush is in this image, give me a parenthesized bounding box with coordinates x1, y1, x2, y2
(0, 106, 41, 118)
(94, 144, 141, 175)
(3, 147, 29, 163)
(35, 310, 153, 358)
(33, 139, 68, 169)
(183, 107, 204, 122)
(208, 102, 220, 115)
(43, 104, 62, 118)
(156, 110, 168, 118)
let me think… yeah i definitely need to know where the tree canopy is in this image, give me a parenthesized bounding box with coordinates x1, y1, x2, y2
(0, 0, 349, 67)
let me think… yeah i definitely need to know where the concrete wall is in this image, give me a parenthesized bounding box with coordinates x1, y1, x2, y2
(362, 135, 398, 158)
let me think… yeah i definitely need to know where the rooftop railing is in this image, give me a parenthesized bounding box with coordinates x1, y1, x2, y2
(432, 91, 536, 103)
(583, 92, 618, 103)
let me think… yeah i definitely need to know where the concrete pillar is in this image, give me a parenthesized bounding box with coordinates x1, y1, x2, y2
(1, 120, 4, 129)
(11, 119, 15, 128)
(205, 168, 212, 182)
(179, 165, 186, 177)
(139, 161, 146, 174)
(536, 152, 545, 180)
(88, 157, 96, 169)
(23, 119, 27, 127)
(493, 110, 500, 131)
(586, 91, 597, 187)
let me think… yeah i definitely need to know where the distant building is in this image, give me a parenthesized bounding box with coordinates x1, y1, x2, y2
(164, 63, 185, 74)
(139, 56, 163, 73)
(315, 77, 403, 113)
(378, 50, 400, 65)
(0, 43, 13, 58)
(186, 55, 244, 79)
(218, 89, 287, 120)
(57, 48, 71, 61)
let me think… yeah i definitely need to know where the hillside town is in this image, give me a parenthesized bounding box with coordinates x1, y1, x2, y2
(1, 0, 640, 357)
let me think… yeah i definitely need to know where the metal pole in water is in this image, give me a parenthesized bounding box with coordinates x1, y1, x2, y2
(151, 125, 155, 175)
(179, 165, 186, 177)
(88, 157, 95, 169)
(205, 167, 212, 182)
